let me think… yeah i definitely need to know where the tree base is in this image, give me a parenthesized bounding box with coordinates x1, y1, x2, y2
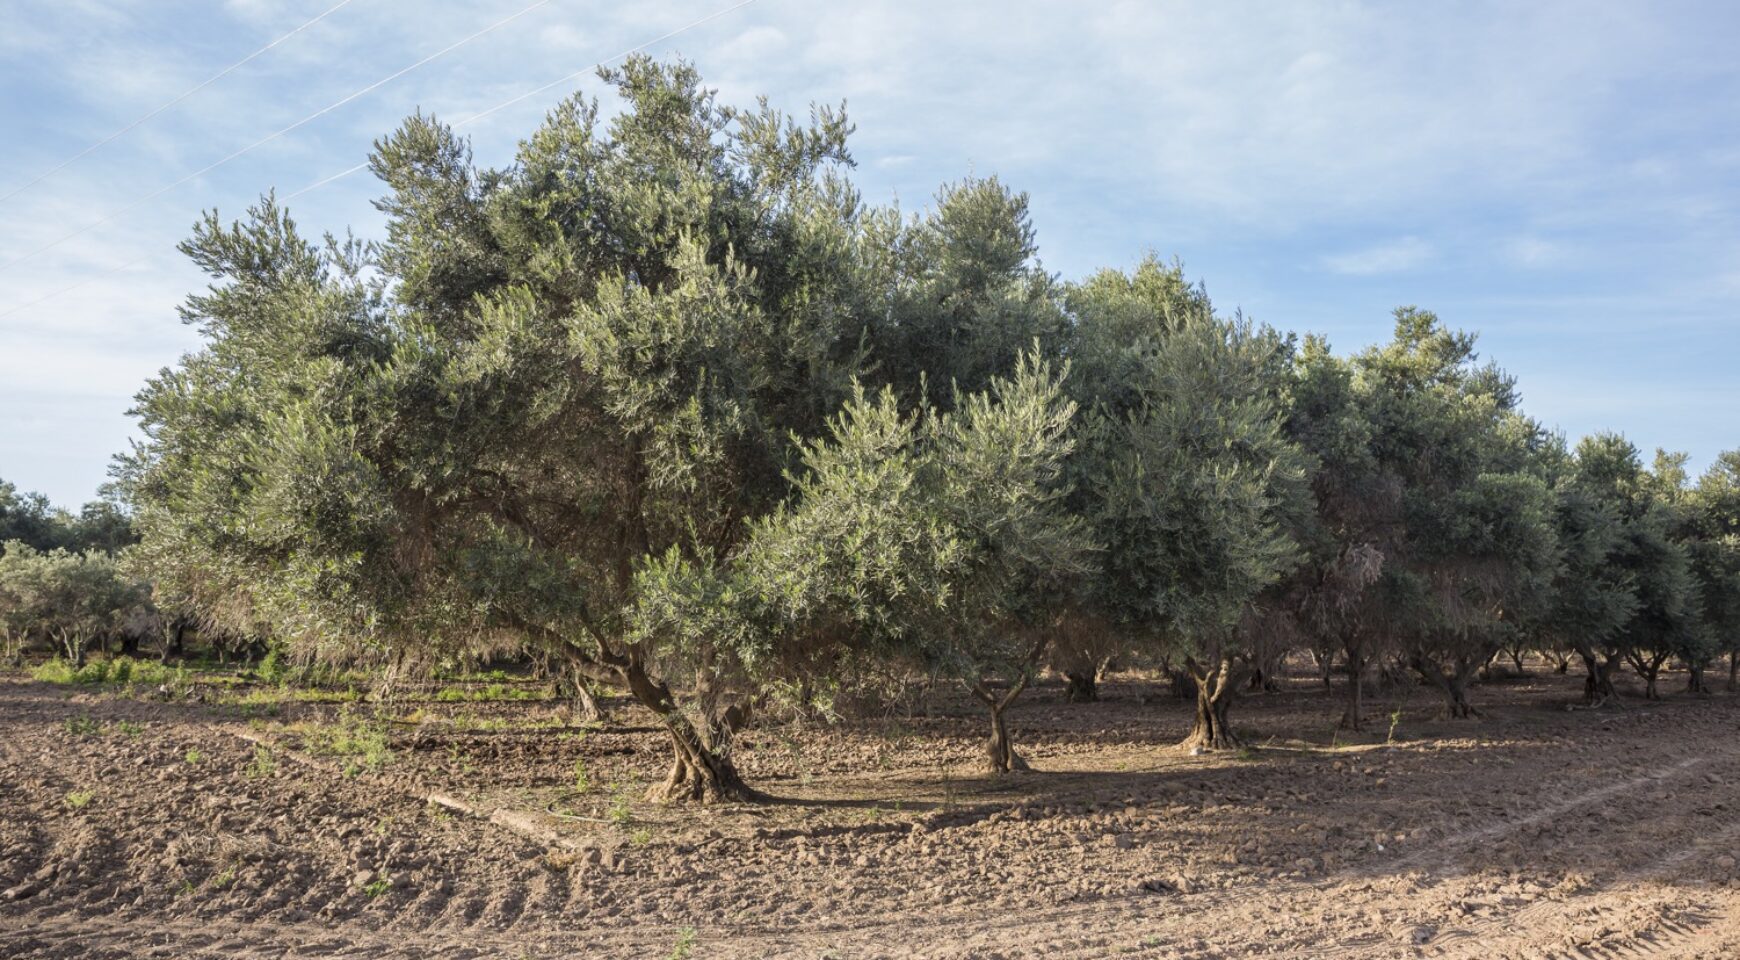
(1063, 672, 1099, 703)
(647, 754, 767, 804)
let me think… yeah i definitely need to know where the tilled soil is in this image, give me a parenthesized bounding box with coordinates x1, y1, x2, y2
(2, 668, 1738, 958)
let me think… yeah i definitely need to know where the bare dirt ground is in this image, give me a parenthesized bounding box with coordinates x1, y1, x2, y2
(2, 665, 1738, 959)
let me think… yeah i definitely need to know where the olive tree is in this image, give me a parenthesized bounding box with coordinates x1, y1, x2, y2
(1569, 435, 1700, 700)
(1064, 259, 1310, 750)
(123, 58, 1089, 801)
(1685, 452, 1740, 689)
(0, 543, 142, 665)
(746, 356, 1090, 773)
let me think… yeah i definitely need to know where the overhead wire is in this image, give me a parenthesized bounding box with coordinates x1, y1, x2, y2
(285, 0, 761, 201)
(0, 0, 360, 206)
(0, 0, 555, 276)
(0, 0, 763, 323)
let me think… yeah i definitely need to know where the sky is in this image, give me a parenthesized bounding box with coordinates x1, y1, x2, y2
(2, 0, 1739, 507)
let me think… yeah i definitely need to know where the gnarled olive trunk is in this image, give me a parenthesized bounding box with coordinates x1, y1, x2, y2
(1579, 649, 1620, 705)
(983, 700, 1031, 774)
(1409, 649, 1483, 719)
(1728, 651, 1739, 692)
(1627, 650, 1668, 701)
(1063, 671, 1099, 703)
(1183, 656, 1248, 751)
(1687, 664, 1710, 695)
(620, 659, 761, 804)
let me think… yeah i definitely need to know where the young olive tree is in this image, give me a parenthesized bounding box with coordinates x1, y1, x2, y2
(746, 356, 1090, 774)
(1064, 259, 1310, 751)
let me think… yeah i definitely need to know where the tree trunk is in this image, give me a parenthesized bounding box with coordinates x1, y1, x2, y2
(985, 703, 1030, 774)
(1728, 651, 1739, 693)
(972, 638, 1045, 775)
(620, 660, 760, 804)
(1628, 651, 1667, 701)
(163, 620, 186, 663)
(1580, 651, 1618, 705)
(1687, 665, 1710, 695)
(1183, 656, 1246, 751)
(556, 669, 606, 724)
(1063, 671, 1098, 703)
(1410, 651, 1481, 719)
(1443, 674, 1478, 718)
(1339, 650, 1367, 731)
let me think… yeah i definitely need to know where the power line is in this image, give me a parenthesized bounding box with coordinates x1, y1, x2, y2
(0, 0, 555, 277)
(0, 0, 359, 207)
(0, 0, 763, 324)
(286, 0, 761, 201)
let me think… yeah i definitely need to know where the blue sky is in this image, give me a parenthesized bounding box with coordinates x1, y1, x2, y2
(3, 0, 1738, 507)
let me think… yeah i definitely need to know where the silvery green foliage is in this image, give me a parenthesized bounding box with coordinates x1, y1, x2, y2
(1568, 435, 1703, 695)
(0, 542, 144, 661)
(1064, 257, 1310, 659)
(741, 353, 1090, 689)
(1685, 452, 1740, 674)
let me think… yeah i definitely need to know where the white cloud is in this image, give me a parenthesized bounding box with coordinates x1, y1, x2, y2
(1322, 237, 1434, 275)
(1504, 236, 1569, 269)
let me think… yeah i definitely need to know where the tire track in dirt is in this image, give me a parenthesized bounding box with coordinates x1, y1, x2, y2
(647, 738, 1740, 960)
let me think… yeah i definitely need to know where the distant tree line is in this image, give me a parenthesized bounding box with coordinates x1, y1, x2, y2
(8, 59, 1734, 802)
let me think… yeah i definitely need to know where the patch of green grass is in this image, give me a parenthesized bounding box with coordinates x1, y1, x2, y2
(666, 927, 697, 960)
(432, 681, 541, 703)
(630, 827, 652, 847)
(245, 745, 276, 779)
(572, 758, 591, 793)
(301, 714, 393, 773)
(362, 876, 391, 898)
(210, 866, 237, 889)
(62, 714, 100, 736)
(63, 788, 93, 810)
(113, 720, 143, 738)
(184, 748, 203, 764)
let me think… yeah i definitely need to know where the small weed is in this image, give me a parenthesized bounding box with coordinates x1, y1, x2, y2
(114, 720, 143, 738)
(1387, 708, 1404, 744)
(184, 748, 203, 764)
(666, 927, 697, 960)
(630, 827, 652, 848)
(572, 758, 591, 793)
(606, 783, 634, 826)
(362, 876, 391, 898)
(62, 715, 100, 736)
(1235, 746, 1259, 761)
(63, 789, 93, 810)
(246, 745, 276, 779)
(211, 866, 237, 889)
